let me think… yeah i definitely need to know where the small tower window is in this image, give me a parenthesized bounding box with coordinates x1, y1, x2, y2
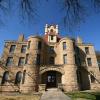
(63, 54, 67, 64)
(50, 29, 53, 32)
(63, 42, 66, 50)
(51, 35, 54, 40)
(87, 58, 92, 66)
(85, 47, 89, 54)
(38, 41, 42, 50)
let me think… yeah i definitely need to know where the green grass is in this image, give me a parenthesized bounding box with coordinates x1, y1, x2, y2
(65, 92, 100, 100)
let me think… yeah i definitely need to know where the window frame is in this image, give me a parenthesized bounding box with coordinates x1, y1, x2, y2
(87, 58, 92, 66)
(18, 57, 25, 66)
(63, 42, 67, 50)
(6, 57, 13, 66)
(9, 45, 16, 53)
(63, 54, 67, 64)
(51, 35, 54, 40)
(21, 45, 27, 53)
(85, 47, 89, 54)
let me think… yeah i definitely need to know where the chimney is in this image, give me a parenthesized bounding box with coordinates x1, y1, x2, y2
(18, 34, 24, 42)
(77, 36, 83, 44)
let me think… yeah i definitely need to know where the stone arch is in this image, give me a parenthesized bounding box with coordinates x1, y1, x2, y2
(40, 67, 64, 75)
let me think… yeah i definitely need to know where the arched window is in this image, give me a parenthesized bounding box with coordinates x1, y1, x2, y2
(15, 71, 22, 85)
(1, 71, 9, 84)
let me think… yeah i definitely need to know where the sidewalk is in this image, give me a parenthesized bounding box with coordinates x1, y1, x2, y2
(40, 88, 71, 100)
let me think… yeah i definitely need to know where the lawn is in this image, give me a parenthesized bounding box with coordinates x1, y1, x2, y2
(65, 91, 100, 100)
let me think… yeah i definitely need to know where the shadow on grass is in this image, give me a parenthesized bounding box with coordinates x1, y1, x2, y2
(93, 93, 100, 100)
(65, 92, 100, 100)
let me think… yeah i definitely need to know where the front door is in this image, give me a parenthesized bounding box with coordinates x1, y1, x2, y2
(46, 71, 56, 88)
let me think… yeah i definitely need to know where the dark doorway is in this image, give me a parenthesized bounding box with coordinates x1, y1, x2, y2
(46, 71, 56, 88)
(41, 71, 62, 89)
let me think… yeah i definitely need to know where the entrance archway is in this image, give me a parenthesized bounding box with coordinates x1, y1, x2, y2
(41, 71, 62, 89)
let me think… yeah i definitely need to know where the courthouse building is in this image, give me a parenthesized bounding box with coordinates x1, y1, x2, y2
(0, 24, 100, 93)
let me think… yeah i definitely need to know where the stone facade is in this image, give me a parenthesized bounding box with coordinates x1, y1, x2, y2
(0, 24, 100, 93)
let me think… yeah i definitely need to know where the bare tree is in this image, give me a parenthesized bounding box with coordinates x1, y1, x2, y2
(0, 0, 100, 29)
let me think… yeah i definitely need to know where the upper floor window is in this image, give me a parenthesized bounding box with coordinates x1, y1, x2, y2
(21, 45, 27, 53)
(28, 41, 31, 49)
(51, 35, 54, 40)
(49, 57, 54, 64)
(25, 54, 29, 64)
(49, 46, 54, 53)
(85, 47, 89, 54)
(87, 58, 92, 66)
(63, 54, 67, 64)
(63, 42, 66, 50)
(18, 57, 25, 66)
(6, 57, 13, 66)
(38, 41, 42, 50)
(36, 54, 41, 65)
(9, 45, 16, 53)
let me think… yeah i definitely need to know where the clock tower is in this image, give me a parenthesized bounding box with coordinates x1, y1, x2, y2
(44, 24, 59, 44)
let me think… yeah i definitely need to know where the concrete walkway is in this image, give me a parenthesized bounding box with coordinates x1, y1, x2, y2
(40, 88, 72, 100)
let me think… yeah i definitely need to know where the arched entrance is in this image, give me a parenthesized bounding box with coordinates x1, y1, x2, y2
(41, 71, 62, 89)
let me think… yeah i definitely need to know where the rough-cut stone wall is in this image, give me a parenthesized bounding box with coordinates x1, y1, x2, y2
(0, 31, 100, 93)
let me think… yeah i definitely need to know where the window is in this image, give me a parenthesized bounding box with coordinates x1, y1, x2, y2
(1, 71, 9, 84)
(50, 29, 53, 32)
(18, 57, 25, 66)
(63, 42, 66, 50)
(6, 57, 13, 66)
(49, 46, 54, 53)
(63, 54, 67, 64)
(28, 41, 31, 49)
(87, 58, 92, 66)
(9, 45, 16, 53)
(49, 57, 54, 64)
(25, 54, 29, 64)
(21, 45, 27, 53)
(85, 47, 89, 54)
(36, 54, 41, 65)
(38, 41, 42, 50)
(15, 71, 22, 85)
(51, 35, 54, 40)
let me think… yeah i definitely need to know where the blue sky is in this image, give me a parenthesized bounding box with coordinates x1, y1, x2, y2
(0, 0, 100, 55)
